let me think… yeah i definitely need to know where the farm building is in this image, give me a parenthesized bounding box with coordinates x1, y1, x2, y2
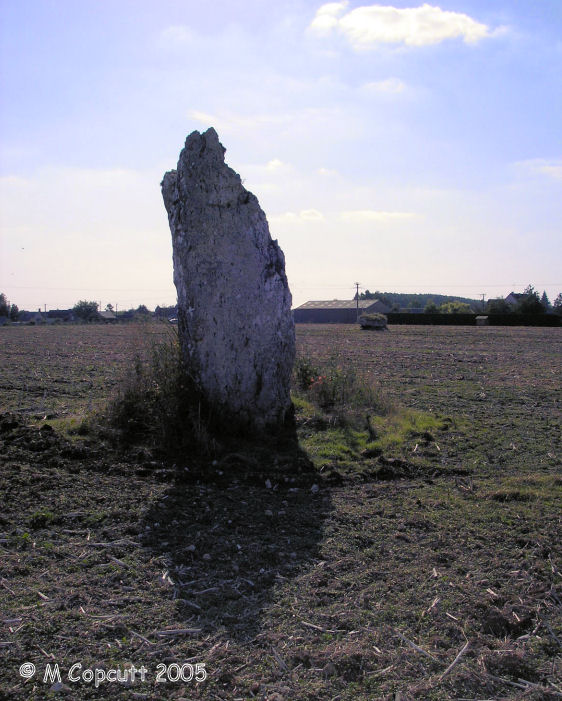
(97, 310, 117, 322)
(47, 309, 75, 322)
(505, 292, 526, 307)
(293, 299, 391, 324)
(18, 311, 46, 324)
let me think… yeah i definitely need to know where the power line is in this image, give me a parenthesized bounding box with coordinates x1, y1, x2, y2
(4, 285, 175, 292)
(291, 282, 561, 290)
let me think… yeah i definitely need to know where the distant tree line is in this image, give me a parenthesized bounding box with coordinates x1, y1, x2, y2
(424, 300, 473, 314)
(0, 295, 178, 323)
(0, 293, 19, 321)
(72, 300, 154, 321)
(359, 286, 562, 316)
(359, 290, 478, 312)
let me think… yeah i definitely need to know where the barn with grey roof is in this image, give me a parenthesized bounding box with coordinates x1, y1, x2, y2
(293, 299, 390, 323)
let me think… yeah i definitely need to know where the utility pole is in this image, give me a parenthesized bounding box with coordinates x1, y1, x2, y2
(480, 293, 486, 311)
(354, 282, 361, 320)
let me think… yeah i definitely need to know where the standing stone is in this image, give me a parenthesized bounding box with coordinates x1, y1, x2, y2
(161, 128, 295, 433)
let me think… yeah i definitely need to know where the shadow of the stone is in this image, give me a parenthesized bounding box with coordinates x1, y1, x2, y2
(139, 438, 331, 642)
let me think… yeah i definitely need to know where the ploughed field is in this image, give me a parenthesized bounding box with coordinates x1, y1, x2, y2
(0, 323, 560, 700)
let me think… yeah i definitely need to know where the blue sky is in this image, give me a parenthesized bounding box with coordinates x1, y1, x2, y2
(1, 0, 561, 310)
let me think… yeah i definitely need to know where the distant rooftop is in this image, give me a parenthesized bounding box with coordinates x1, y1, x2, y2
(98, 310, 116, 319)
(295, 299, 380, 310)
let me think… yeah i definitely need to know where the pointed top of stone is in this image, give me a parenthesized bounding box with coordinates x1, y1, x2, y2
(183, 127, 226, 164)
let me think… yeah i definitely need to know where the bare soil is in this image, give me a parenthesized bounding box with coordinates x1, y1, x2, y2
(0, 323, 560, 700)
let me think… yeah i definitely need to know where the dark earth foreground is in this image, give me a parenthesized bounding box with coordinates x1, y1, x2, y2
(0, 323, 560, 700)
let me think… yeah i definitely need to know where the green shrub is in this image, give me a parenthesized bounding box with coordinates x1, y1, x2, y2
(308, 365, 353, 410)
(107, 333, 215, 456)
(294, 355, 320, 391)
(439, 301, 473, 313)
(359, 313, 387, 322)
(293, 355, 393, 425)
(358, 313, 387, 329)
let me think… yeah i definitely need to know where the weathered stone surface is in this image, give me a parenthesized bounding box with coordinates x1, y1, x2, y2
(161, 128, 295, 432)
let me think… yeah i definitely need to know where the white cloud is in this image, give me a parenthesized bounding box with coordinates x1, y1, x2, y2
(361, 77, 406, 94)
(268, 207, 416, 229)
(187, 106, 361, 145)
(266, 158, 287, 171)
(157, 25, 196, 48)
(317, 167, 338, 176)
(270, 209, 325, 223)
(0, 175, 30, 188)
(514, 159, 562, 181)
(301, 208, 325, 221)
(539, 164, 562, 180)
(309, 1, 349, 34)
(188, 109, 301, 133)
(340, 209, 416, 221)
(310, 3, 494, 49)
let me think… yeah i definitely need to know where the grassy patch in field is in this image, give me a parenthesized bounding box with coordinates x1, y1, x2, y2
(35, 413, 91, 438)
(296, 403, 456, 481)
(363, 407, 449, 453)
(293, 353, 455, 478)
(484, 473, 562, 504)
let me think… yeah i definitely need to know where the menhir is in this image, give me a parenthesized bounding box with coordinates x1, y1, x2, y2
(161, 128, 295, 433)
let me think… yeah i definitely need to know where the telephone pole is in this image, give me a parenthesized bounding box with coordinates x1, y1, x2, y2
(354, 282, 361, 319)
